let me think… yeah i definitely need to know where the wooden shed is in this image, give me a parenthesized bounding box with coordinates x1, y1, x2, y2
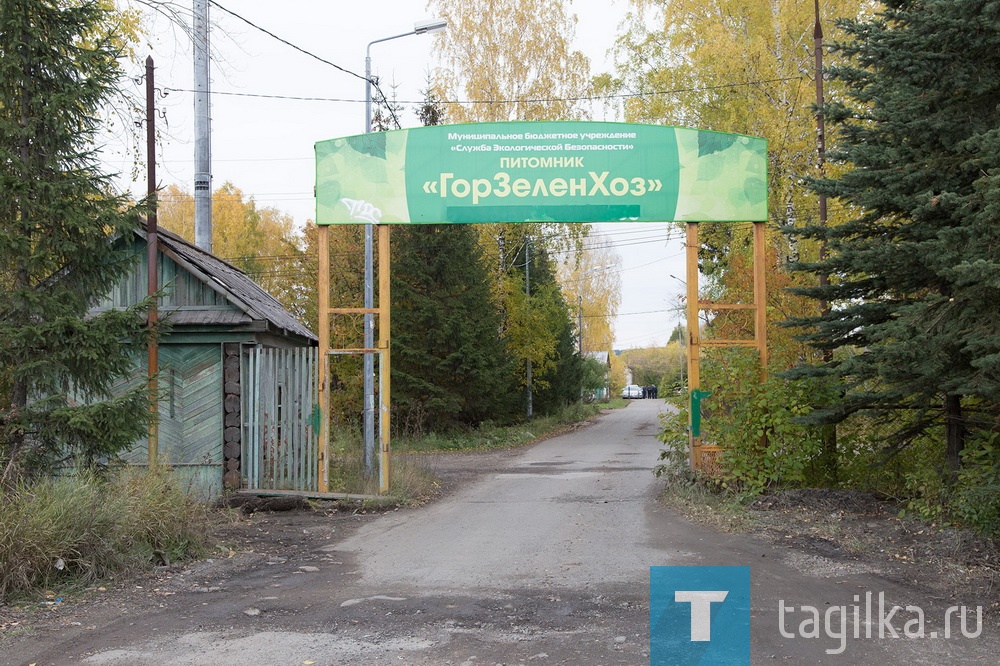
(94, 225, 318, 497)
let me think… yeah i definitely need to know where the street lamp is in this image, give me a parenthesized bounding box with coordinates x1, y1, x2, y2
(360, 20, 446, 478)
(365, 19, 447, 133)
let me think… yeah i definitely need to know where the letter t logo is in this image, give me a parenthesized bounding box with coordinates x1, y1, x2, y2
(674, 591, 729, 641)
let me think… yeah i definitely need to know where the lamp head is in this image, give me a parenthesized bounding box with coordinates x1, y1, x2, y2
(414, 18, 447, 34)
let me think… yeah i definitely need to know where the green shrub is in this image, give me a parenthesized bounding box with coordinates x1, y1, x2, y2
(951, 431, 1000, 537)
(673, 349, 830, 494)
(654, 399, 692, 477)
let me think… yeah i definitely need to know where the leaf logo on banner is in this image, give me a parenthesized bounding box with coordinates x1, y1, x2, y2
(697, 132, 738, 157)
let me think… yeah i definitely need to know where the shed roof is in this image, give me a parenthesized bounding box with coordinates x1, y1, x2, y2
(140, 223, 317, 343)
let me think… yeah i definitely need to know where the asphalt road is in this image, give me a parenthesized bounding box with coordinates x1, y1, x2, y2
(4, 399, 995, 665)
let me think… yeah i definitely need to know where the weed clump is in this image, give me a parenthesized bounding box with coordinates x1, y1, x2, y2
(0, 466, 208, 602)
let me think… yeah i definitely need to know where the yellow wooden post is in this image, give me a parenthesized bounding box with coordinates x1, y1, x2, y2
(377, 225, 391, 493)
(317, 226, 330, 492)
(753, 222, 769, 378)
(686, 222, 701, 470)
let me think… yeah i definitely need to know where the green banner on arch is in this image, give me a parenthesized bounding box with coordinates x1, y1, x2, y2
(315, 121, 767, 224)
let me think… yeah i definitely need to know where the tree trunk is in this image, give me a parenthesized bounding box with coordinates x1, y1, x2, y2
(945, 393, 965, 475)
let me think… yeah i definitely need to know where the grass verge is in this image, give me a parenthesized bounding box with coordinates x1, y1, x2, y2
(326, 401, 615, 502)
(394, 401, 611, 453)
(656, 470, 754, 533)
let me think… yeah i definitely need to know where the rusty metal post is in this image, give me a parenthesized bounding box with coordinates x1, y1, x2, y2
(145, 56, 159, 467)
(754, 222, 769, 378)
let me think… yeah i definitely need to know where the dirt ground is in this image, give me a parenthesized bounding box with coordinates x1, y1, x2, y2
(0, 448, 519, 644)
(670, 486, 999, 613)
(2, 446, 997, 652)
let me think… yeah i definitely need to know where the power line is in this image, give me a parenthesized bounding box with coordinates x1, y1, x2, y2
(207, 1, 366, 83)
(584, 308, 672, 319)
(164, 75, 805, 108)
(206, 0, 401, 129)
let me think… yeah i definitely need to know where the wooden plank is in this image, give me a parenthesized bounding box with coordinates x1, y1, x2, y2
(244, 346, 258, 489)
(308, 347, 317, 490)
(244, 347, 255, 488)
(235, 489, 383, 501)
(177, 345, 222, 465)
(697, 301, 755, 310)
(328, 307, 379, 314)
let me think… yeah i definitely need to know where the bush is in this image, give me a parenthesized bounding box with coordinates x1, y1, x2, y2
(670, 349, 829, 494)
(951, 431, 1000, 537)
(0, 466, 208, 602)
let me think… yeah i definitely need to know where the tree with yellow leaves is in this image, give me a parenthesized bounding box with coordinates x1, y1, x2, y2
(428, 0, 592, 123)
(557, 232, 622, 357)
(611, 0, 864, 276)
(156, 182, 309, 322)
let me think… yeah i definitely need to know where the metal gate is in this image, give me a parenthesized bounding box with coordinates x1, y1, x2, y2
(242, 346, 319, 491)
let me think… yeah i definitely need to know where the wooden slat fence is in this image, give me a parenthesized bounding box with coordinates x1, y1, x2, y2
(242, 347, 319, 491)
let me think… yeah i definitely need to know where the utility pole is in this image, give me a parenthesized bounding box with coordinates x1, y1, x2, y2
(525, 236, 533, 418)
(814, 0, 828, 312)
(361, 47, 376, 479)
(578, 293, 584, 400)
(363, 215, 375, 477)
(146, 56, 159, 467)
(815, 0, 837, 481)
(193, 0, 212, 252)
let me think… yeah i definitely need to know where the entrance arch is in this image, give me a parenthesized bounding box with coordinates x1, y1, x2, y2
(314, 121, 769, 491)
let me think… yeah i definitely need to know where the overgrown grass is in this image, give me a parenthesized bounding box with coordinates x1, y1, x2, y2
(327, 448, 440, 505)
(654, 464, 755, 533)
(0, 466, 209, 603)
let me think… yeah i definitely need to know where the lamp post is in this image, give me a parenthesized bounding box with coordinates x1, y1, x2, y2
(361, 19, 446, 478)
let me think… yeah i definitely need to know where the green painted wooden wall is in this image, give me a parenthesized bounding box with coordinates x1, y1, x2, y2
(100, 248, 229, 309)
(123, 344, 223, 496)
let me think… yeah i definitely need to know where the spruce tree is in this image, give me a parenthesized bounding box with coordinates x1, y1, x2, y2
(391, 224, 517, 431)
(789, 0, 1000, 468)
(0, 0, 152, 483)
(387, 83, 517, 432)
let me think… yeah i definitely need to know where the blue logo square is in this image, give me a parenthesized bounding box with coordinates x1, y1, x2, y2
(650, 565, 750, 665)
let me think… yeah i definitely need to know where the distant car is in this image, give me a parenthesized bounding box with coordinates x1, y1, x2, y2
(621, 384, 643, 399)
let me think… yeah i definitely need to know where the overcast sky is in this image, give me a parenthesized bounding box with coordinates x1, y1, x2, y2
(109, 0, 689, 349)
